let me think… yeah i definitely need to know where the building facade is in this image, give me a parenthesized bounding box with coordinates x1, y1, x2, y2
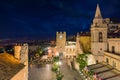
(56, 32, 83, 58)
(104, 38, 120, 71)
(64, 41, 76, 58)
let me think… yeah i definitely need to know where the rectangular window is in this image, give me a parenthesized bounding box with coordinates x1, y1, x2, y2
(112, 61, 116, 68)
(106, 58, 109, 64)
(112, 46, 115, 53)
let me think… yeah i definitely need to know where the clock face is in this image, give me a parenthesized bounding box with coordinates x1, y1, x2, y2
(59, 35, 62, 38)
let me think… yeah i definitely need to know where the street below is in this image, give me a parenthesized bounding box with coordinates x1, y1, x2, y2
(28, 59, 83, 80)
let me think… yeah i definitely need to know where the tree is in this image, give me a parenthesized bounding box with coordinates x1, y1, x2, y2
(76, 54, 87, 71)
(51, 63, 59, 73)
(56, 72, 64, 80)
(37, 47, 43, 56)
(53, 56, 59, 62)
(51, 56, 64, 80)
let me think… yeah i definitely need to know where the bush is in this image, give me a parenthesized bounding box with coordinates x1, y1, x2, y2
(51, 63, 59, 73)
(56, 73, 64, 80)
(53, 56, 59, 62)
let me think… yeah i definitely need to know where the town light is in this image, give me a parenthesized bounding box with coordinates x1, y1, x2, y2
(56, 61, 62, 66)
(56, 52, 59, 56)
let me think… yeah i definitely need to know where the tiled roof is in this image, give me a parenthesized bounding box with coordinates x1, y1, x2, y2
(0, 53, 24, 80)
(108, 32, 120, 38)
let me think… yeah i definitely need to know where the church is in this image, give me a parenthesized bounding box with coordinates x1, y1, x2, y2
(91, 4, 120, 71)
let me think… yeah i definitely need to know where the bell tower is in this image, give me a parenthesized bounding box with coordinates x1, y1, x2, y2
(91, 4, 108, 63)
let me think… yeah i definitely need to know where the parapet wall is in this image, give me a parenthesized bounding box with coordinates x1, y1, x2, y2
(11, 65, 28, 80)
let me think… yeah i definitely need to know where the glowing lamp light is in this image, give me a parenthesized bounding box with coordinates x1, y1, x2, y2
(56, 52, 59, 56)
(56, 61, 62, 66)
(58, 61, 62, 65)
(47, 47, 51, 53)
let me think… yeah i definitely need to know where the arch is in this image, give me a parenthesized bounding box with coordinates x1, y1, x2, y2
(112, 46, 115, 53)
(106, 58, 109, 64)
(99, 32, 103, 42)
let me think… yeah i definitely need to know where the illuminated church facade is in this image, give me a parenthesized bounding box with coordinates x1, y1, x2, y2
(91, 4, 120, 71)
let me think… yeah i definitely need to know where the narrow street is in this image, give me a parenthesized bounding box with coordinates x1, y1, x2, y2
(28, 59, 83, 80)
(28, 64, 56, 80)
(60, 59, 83, 80)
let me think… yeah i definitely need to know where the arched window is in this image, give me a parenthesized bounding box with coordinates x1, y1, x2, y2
(112, 46, 115, 53)
(106, 58, 109, 64)
(99, 32, 103, 42)
(107, 43, 109, 52)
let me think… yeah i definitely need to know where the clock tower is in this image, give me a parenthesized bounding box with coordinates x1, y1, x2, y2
(56, 32, 66, 53)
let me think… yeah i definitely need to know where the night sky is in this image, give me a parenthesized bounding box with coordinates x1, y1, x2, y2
(0, 0, 120, 39)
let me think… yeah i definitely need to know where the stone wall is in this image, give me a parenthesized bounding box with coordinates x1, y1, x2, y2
(103, 38, 120, 71)
(11, 65, 28, 80)
(79, 36, 91, 53)
(74, 61, 79, 71)
(12, 43, 28, 80)
(108, 38, 120, 54)
(104, 52, 120, 71)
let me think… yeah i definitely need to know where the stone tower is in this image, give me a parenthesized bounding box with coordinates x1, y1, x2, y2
(14, 44, 21, 60)
(56, 32, 66, 53)
(14, 43, 28, 65)
(75, 33, 83, 55)
(14, 43, 28, 80)
(91, 4, 108, 63)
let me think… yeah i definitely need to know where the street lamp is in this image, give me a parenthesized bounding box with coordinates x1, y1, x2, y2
(56, 61, 62, 73)
(56, 52, 59, 56)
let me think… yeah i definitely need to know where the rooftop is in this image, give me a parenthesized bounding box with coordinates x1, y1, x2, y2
(0, 53, 24, 80)
(87, 62, 120, 80)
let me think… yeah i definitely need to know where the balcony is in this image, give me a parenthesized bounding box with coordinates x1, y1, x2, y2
(105, 51, 120, 56)
(104, 51, 120, 61)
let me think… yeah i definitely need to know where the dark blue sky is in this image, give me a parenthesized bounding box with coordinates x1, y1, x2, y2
(0, 0, 120, 39)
